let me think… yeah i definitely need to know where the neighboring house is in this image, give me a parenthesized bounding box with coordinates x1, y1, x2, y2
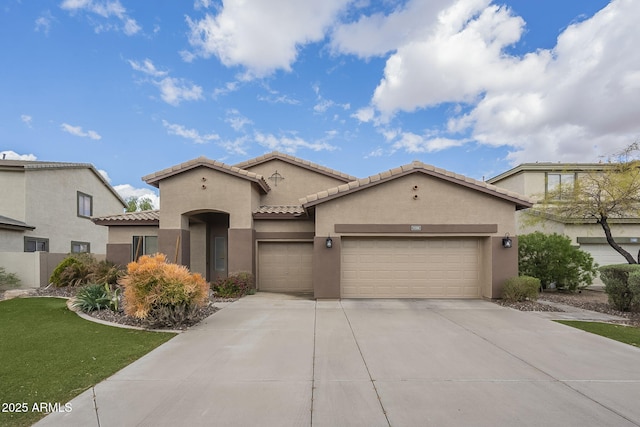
(487, 163, 640, 269)
(0, 160, 127, 287)
(94, 152, 532, 299)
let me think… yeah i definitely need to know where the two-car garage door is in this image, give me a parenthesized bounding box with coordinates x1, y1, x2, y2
(341, 238, 482, 298)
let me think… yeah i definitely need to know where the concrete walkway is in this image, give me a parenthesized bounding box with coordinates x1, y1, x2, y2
(37, 293, 640, 427)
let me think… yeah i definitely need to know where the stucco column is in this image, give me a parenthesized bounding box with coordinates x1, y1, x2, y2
(158, 229, 191, 267)
(491, 235, 519, 298)
(313, 236, 341, 299)
(228, 228, 255, 276)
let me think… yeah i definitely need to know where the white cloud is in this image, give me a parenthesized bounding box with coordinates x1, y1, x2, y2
(128, 59, 168, 77)
(98, 169, 111, 183)
(342, 0, 640, 164)
(21, 115, 33, 127)
(225, 109, 252, 131)
(113, 184, 159, 209)
(185, 0, 351, 78)
(254, 132, 337, 153)
(60, 0, 141, 35)
(1, 151, 37, 161)
(60, 123, 102, 140)
(392, 133, 467, 153)
(162, 120, 218, 144)
(156, 77, 203, 106)
(35, 12, 54, 35)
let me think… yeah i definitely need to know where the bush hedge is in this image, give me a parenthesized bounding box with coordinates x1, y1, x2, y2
(599, 264, 640, 312)
(212, 272, 255, 298)
(119, 253, 209, 327)
(50, 253, 123, 287)
(502, 276, 540, 302)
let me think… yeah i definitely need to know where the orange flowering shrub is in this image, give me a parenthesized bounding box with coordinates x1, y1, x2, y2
(120, 253, 209, 322)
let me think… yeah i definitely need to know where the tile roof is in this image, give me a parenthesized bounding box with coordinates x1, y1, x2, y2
(142, 157, 270, 193)
(93, 210, 160, 225)
(0, 160, 126, 206)
(254, 205, 306, 216)
(300, 160, 534, 210)
(235, 151, 357, 182)
(0, 214, 35, 231)
(486, 162, 618, 183)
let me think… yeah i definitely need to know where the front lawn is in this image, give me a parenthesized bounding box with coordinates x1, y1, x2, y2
(0, 297, 175, 427)
(556, 320, 640, 348)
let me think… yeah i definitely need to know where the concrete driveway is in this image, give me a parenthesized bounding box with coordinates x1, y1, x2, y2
(38, 293, 640, 427)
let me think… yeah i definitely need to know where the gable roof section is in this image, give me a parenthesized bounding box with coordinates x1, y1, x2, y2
(487, 162, 616, 184)
(300, 161, 534, 210)
(93, 210, 160, 226)
(0, 160, 126, 207)
(235, 151, 357, 183)
(253, 205, 306, 219)
(0, 214, 35, 231)
(143, 156, 270, 193)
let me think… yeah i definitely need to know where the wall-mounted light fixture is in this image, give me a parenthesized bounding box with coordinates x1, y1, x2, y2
(326, 236, 333, 249)
(502, 233, 512, 248)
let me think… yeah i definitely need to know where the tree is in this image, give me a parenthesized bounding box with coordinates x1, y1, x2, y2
(518, 232, 598, 291)
(538, 143, 640, 264)
(125, 196, 154, 212)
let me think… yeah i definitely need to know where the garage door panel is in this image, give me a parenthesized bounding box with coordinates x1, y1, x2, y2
(258, 242, 313, 293)
(341, 238, 481, 298)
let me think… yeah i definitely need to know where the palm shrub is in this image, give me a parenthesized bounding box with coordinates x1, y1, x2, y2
(120, 253, 209, 327)
(212, 272, 255, 298)
(73, 283, 120, 312)
(518, 232, 598, 291)
(599, 264, 640, 312)
(502, 276, 540, 302)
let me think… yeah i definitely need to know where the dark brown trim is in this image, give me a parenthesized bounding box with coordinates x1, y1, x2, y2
(93, 219, 160, 226)
(334, 224, 498, 234)
(255, 232, 315, 240)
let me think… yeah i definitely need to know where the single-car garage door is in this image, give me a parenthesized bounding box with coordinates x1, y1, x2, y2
(258, 242, 313, 293)
(341, 238, 481, 298)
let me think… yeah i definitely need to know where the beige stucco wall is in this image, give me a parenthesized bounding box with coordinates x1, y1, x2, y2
(314, 174, 517, 237)
(107, 225, 159, 244)
(158, 167, 257, 229)
(254, 219, 315, 233)
(0, 170, 26, 221)
(0, 230, 24, 252)
(20, 168, 124, 254)
(244, 159, 349, 205)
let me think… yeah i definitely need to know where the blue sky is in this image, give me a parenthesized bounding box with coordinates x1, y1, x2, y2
(2, 0, 637, 208)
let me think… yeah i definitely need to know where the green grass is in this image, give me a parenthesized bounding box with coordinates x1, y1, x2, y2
(556, 320, 640, 348)
(0, 297, 175, 427)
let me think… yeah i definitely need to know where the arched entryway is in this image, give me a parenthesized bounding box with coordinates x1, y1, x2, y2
(188, 211, 230, 283)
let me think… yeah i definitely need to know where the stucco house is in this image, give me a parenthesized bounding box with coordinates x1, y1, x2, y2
(95, 152, 532, 299)
(487, 163, 640, 269)
(0, 159, 127, 287)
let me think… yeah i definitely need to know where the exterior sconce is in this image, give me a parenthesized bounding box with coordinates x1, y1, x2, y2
(326, 236, 333, 249)
(502, 233, 512, 249)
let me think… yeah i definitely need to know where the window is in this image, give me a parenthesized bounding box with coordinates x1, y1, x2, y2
(24, 237, 49, 252)
(71, 241, 90, 253)
(546, 173, 575, 200)
(77, 192, 93, 217)
(132, 236, 158, 260)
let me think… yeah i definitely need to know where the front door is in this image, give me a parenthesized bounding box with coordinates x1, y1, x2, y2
(212, 235, 227, 282)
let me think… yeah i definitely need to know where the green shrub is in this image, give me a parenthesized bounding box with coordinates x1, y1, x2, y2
(212, 272, 255, 298)
(120, 253, 209, 327)
(0, 266, 20, 288)
(502, 276, 541, 302)
(73, 283, 120, 312)
(518, 232, 598, 291)
(600, 264, 640, 312)
(50, 254, 124, 287)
